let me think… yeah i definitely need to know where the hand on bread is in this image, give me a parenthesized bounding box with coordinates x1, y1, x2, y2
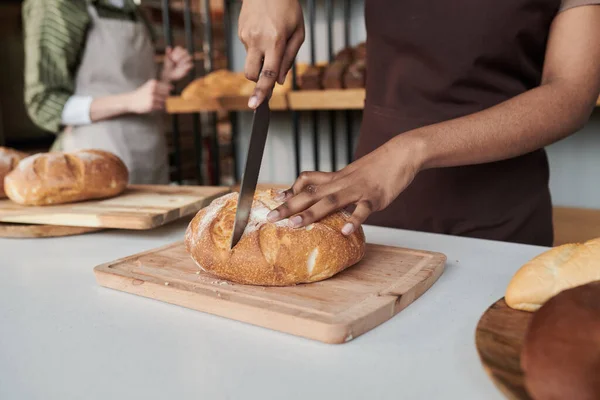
(161, 46, 194, 83)
(266, 137, 423, 235)
(238, 0, 305, 108)
(127, 79, 173, 114)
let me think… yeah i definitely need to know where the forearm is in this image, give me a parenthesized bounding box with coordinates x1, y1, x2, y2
(89, 93, 133, 122)
(403, 81, 599, 170)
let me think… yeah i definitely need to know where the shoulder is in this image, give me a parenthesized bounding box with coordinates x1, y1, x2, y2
(560, 0, 600, 12)
(23, 0, 88, 17)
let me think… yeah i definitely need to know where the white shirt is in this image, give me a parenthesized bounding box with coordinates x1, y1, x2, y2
(61, 0, 127, 126)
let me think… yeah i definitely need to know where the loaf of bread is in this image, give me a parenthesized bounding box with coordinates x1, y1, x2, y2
(0, 147, 28, 198)
(353, 42, 367, 60)
(521, 281, 600, 400)
(298, 65, 325, 90)
(4, 149, 129, 206)
(505, 237, 600, 312)
(343, 59, 366, 89)
(185, 189, 366, 286)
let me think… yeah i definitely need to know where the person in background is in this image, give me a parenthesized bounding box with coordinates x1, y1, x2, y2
(22, 0, 193, 184)
(240, 0, 600, 246)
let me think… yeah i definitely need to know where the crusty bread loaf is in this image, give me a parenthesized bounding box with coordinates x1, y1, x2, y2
(0, 147, 28, 198)
(185, 189, 366, 286)
(505, 237, 600, 312)
(521, 281, 600, 400)
(4, 149, 129, 206)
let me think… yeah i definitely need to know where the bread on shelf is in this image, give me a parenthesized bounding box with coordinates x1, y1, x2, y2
(505, 237, 600, 312)
(521, 281, 600, 400)
(4, 149, 129, 206)
(322, 47, 355, 90)
(185, 189, 366, 286)
(298, 65, 325, 90)
(0, 147, 28, 198)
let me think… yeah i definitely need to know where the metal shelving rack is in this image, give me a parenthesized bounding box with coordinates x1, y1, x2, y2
(160, 0, 364, 184)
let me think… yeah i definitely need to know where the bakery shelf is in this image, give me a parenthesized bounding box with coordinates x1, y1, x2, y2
(287, 89, 366, 110)
(219, 94, 288, 111)
(166, 96, 221, 113)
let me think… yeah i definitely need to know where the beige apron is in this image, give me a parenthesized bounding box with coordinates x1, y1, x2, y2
(60, 4, 169, 184)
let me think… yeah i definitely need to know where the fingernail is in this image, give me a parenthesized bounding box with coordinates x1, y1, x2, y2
(289, 215, 303, 228)
(248, 96, 258, 108)
(274, 190, 286, 201)
(267, 210, 280, 222)
(341, 223, 354, 235)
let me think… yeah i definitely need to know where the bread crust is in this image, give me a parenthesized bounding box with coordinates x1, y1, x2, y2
(521, 281, 600, 400)
(4, 149, 129, 206)
(505, 237, 600, 311)
(185, 189, 366, 286)
(0, 147, 28, 198)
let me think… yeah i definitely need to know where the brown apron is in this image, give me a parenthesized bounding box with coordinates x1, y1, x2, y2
(356, 0, 563, 246)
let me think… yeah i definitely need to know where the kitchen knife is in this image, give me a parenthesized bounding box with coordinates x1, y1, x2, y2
(230, 99, 271, 249)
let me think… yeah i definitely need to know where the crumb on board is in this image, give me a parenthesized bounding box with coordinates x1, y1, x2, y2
(164, 282, 170, 286)
(195, 271, 200, 275)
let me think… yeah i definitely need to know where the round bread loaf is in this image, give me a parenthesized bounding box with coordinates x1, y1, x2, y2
(521, 281, 600, 400)
(0, 147, 28, 198)
(505, 237, 600, 312)
(184, 189, 366, 286)
(5, 149, 128, 206)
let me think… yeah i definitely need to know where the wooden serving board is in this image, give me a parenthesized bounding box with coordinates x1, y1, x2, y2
(0, 222, 102, 238)
(475, 298, 534, 400)
(0, 185, 229, 230)
(94, 242, 446, 344)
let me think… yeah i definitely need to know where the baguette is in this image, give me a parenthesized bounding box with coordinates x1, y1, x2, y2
(0, 147, 28, 198)
(185, 189, 366, 286)
(505, 237, 600, 311)
(4, 149, 129, 206)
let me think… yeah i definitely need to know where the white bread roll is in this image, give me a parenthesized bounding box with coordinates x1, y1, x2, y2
(505, 237, 600, 312)
(4, 149, 129, 206)
(184, 189, 366, 286)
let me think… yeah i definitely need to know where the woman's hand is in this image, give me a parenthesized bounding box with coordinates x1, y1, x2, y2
(161, 46, 193, 83)
(127, 79, 172, 114)
(238, 0, 305, 109)
(267, 137, 427, 235)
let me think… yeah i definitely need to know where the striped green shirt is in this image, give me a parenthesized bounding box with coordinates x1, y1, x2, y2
(22, 0, 154, 134)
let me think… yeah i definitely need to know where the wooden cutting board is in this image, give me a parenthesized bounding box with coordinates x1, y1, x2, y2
(0, 185, 228, 230)
(475, 298, 534, 400)
(94, 242, 446, 344)
(0, 222, 102, 238)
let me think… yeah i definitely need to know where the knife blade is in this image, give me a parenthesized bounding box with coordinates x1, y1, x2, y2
(230, 100, 271, 249)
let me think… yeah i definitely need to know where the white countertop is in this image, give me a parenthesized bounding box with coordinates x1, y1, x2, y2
(0, 218, 546, 400)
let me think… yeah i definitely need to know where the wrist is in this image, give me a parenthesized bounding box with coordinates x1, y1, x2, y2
(390, 131, 429, 173)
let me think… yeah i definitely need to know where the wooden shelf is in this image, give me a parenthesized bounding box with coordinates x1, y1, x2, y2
(219, 94, 288, 111)
(166, 96, 220, 113)
(166, 89, 366, 113)
(287, 89, 365, 110)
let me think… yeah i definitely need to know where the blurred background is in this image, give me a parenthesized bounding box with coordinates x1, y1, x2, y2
(1, 0, 599, 245)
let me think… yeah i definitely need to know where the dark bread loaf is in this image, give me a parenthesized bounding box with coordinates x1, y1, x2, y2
(322, 47, 356, 89)
(343, 59, 366, 89)
(521, 281, 600, 400)
(298, 65, 325, 90)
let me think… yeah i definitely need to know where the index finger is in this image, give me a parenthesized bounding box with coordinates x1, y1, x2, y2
(248, 44, 285, 109)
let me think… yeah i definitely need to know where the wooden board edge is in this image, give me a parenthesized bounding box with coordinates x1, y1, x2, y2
(287, 89, 366, 110)
(474, 298, 533, 400)
(141, 188, 230, 230)
(93, 267, 357, 345)
(331, 251, 446, 342)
